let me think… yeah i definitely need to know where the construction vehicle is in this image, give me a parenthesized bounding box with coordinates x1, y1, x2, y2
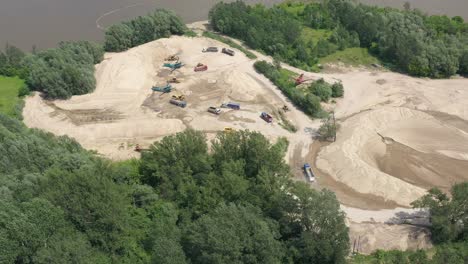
(165, 54, 179, 61)
(202, 47, 218, 53)
(167, 77, 181, 83)
(303, 163, 316, 182)
(222, 48, 235, 56)
(295, 74, 314, 86)
(169, 98, 187, 108)
(221, 102, 240, 110)
(194, 63, 208, 72)
(224, 127, 234, 133)
(152, 84, 172, 93)
(260, 112, 273, 123)
(171, 91, 185, 101)
(163, 62, 184, 70)
(208, 106, 221, 115)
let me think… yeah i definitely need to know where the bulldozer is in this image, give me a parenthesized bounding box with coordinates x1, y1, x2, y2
(167, 77, 181, 83)
(165, 54, 179, 61)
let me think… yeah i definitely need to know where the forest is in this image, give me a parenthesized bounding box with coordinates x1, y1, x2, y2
(209, 0, 468, 77)
(0, 114, 351, 263)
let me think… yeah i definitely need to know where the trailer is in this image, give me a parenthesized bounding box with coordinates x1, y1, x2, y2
(202, 47, 219, 53)
(152, 84, 172, 93)
(170, 99, 187, 108)
(303, 163, 316, 182)
(221, 102, 240, 110)
(260, 112, 273, 123)
(222, 48, 235, 56)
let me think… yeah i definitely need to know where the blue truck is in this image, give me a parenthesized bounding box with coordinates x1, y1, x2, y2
(222, 102, 240, 110)
(303, 163, 316, 182)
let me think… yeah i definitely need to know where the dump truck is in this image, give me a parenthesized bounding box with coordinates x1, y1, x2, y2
(152, 84, 172, 93)
(169, 98, 187, 108)
(194, 63, 208, 72)
(202, 47, 218, 53)
(222, 48, 235, 56)
(260, 112, 273, 123)
(221, 102, 240, 110)
(208, 107, 221, 115)
(163, 62, 184, 70)
(303, 163, 315, 182)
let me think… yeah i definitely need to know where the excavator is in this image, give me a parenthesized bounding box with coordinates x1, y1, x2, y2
(295, 74, 314, 86)
(163, 61, 184, 71)
(152, 84, 172, 93)
(171, 91, 185, 101)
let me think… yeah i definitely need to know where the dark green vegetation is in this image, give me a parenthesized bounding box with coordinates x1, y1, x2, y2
(104, 9, 186, 52)
(0, 44, 28, 78)
(254, 60, 342, 118)
(0, 113, 350, 263)
(0, 76, 26, 118)
(22, 41, 104, 99)
(202, 31, 257, 59)
(209, 0, 468, 77)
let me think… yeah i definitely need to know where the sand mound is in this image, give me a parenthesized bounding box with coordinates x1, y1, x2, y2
(317, 107, 468, 206)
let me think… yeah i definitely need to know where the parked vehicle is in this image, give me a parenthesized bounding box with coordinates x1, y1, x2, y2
(202, 47, 218, 52)
(303, 163, 316, 182)
(222, 48, 235, 56)
(169, 99, 187, 108)
(224, 127, 234, 133)
(221, 102, 240, 110)
(208, 106, 221, 115)
(260, 112, 273, 123)
(194, 63, 208, 72)
(152, 84, 172, 93)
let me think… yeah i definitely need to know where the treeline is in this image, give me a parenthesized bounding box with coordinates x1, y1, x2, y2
(22, 41, 104, 99)
(209, 0, 468, 77)
(254, 60, 343, 118)
(105, 9, 187, 52)
(0, 44, 28, 78)
(0, 113, 350, 263)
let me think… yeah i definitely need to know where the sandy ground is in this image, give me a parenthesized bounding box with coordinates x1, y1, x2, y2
(22, 22, 468, 253)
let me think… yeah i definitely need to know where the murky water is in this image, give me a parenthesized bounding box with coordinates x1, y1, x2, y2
(1, 0, 467, 50)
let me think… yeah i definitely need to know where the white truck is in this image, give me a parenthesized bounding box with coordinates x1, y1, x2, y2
(304, 163, 315, 182)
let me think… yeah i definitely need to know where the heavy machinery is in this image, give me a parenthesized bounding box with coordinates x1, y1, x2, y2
(208, 106, 221, 115)
(295, 73, 314, 86)
(163, 62, 184, 70)
(152, 84, 172, 93)
(134, 144, 149, 152)
(221, 102, 240, 110)
(194, 63, 208, 72)
(169, 98, 187, 108)
(224, 127, 234, 133)
(202, 47, 218, 53)
(171, 92, 185, 101)
(167, 77, 181, 83)
(303, 163, 316, 182)
(260, 112, 273, 123)
(165, 54, 179, 61)
(222, 48, 235, 56)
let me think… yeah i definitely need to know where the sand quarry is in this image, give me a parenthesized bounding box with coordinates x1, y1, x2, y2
(22, 27, 468, 253)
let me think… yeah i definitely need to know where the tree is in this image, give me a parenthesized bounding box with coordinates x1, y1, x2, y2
(331, 82, 344, 97)
(412, 182, 468, 243)
(318, 114, 338, 142)
(183, 204, 285, 264)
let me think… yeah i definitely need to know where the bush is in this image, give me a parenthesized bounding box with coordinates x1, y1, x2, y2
(309, 79, 332, 102)
(331, 82, 344, 97)
(104, 9, 187, 52)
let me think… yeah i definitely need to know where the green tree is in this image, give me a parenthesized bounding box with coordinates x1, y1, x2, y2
(183, 204, 285, 264)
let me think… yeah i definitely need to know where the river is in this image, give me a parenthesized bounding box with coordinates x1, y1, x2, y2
(1, 0, 467, 50)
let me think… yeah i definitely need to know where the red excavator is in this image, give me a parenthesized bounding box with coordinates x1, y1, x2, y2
(295, 74, 314, 86)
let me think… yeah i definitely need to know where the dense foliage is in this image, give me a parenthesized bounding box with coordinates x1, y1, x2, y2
(254, 60, 342, 118)
(22, 41, 104, 99)
(105, 9, 187, 52)
(412, 183, 468, 244)
(0, 113, 350, 263)
(209, 0, 468, 77)
(0, 44, 28, 78)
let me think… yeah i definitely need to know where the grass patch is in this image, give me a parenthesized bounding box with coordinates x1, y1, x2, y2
(301, 27, 332, 45)
(319, 47, 380, 66)
(0, 76, 25, 117)
(202, 31, 257, 59)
